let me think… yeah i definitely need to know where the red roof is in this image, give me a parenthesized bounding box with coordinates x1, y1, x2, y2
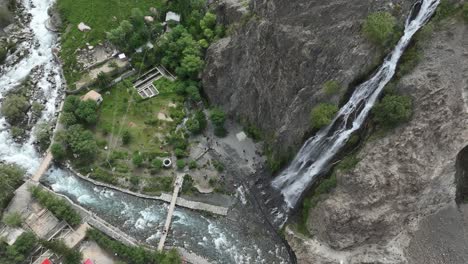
(84, 259, 93, 264)
(41, 259, 52, 264)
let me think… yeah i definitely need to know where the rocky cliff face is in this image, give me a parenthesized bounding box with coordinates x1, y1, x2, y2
(203, 0, 411, 156)
(287, 19, 468, 263)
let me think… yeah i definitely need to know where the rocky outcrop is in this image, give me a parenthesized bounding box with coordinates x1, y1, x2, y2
(288, 20, 468, 263)
(203, 0, 411, 156)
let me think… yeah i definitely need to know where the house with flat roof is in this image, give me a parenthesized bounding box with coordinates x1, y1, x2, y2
(165, 11, 181, 23)
(81, 90, 103, 105)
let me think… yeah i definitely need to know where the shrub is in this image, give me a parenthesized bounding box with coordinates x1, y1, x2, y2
(96, 71, 112, 88)
(1, 94, 29, 125)
(323, 80, 341, 96)
(174, 148, 186, 158)
(310, 103, 338, 130)
(2, 212, 22, 227)
(372, 94, 412, 128)
(212, 160, 224, 172)
(35, 123, 51, 151)
(152, 159, 163, 171)
(362, 12, 398, 48)
(181, 175, 197, 194)
(10, 126, 25, 138)
(188, 160, 197, 169)
(132, 153, 144, 167)
(176, 159, 186, 170)
(122, 130, 131, 145)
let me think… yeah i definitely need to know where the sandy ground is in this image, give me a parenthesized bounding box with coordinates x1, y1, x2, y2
(80, 240, 118, 264)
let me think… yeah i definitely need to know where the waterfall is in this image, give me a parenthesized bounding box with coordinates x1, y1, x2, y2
(272, 0, 440, 209)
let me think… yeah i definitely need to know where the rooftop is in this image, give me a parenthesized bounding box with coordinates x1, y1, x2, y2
(165, 11, 181, 22)
(81, 90, 103, 102)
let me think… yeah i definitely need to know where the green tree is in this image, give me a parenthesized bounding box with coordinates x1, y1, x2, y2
(372, 94, 412, 128)
(66, 125, 97, 161)
(63, 96, 80, 113)
(75, 100, 98, 125)
(1, 94, 29, 125)
(194, 110, 207, 131)
(210, 108, 226, 127)
(186, 118, 200, 134)
(51, 143, 66, 161)
(185, 84, 201, 101)
(60, 112, 77, 127)
(310, 103, 338, 130)
(363, 12, 398, 48)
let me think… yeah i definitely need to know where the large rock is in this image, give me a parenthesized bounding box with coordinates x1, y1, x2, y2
(289, 20, 468, 263)
(203, 0, 411, 156)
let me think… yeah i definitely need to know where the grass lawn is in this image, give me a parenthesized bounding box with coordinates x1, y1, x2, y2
(85, 78, 184, 190)
(56, 0, 165, 83)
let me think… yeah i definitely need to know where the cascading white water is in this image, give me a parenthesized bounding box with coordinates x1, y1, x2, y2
(0, 0, 62, 172)
(272, 0, 440, 209)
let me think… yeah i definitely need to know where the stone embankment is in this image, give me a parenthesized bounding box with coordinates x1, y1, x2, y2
(67, 165, 229, 216)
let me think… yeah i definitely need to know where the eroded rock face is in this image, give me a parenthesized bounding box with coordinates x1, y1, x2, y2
(289, 20, 468, 263)
(203, 0, 411, 155)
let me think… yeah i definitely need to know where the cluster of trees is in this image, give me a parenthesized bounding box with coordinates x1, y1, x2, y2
(107, 8, 163, 52)
(86, 228, 181, 264)
(52, 96, 99, 163)
(41, 240, 82, 264)
(30, 186, 82, 226)
(0, 232, 36, 264)
(186, 110, 207, 134)
(0, 163, 24, 216)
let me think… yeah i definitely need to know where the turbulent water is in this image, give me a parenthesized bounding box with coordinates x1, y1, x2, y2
(43, 169, 289, 263)
(0, 0, 62, 171)
(272, 0, 440, 210)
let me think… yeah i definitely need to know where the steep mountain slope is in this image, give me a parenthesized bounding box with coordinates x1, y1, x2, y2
(203, 0, 411, 157)
(287, 19, 468, 263)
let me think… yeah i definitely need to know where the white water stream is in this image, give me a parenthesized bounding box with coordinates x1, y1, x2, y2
(0, 0, 62, 171)
(272, 0, 440, 209)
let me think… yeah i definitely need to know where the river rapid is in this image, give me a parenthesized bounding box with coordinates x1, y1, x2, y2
(0, 0, 289, 263)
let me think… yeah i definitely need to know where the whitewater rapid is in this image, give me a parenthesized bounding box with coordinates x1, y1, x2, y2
(0, 0, 62, 172)
(272, 0, 440, 209)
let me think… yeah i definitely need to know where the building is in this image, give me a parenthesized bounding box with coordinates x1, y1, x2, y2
(81, 90, 103, 104)
(165, 11, 181, 23)
(133, 67, 163, 99)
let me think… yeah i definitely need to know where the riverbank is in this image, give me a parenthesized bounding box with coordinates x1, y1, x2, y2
(65, 164, 229, 216)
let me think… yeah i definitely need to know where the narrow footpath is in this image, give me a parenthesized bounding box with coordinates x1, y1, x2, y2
(158, 173, 184, 251)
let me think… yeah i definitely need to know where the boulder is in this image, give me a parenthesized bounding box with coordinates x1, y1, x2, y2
(144, 16, 154, 23)
(78, 22, 91, 32)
